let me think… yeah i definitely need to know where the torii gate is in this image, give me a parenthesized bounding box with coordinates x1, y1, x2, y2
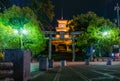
(43, 31, 82, 62)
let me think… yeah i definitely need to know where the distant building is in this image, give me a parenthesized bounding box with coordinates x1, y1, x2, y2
(52, 19, 72, 52)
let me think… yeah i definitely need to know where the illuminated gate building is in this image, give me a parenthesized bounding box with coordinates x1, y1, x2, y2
(52, 19, 72, 52)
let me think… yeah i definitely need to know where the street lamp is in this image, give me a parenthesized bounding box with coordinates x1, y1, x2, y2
(102, 32, 109, 36)
(14, 28, 28, 49)
(97, 31, 109, 57)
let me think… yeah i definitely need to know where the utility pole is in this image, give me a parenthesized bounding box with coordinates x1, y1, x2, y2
(114, 3, 120, 28)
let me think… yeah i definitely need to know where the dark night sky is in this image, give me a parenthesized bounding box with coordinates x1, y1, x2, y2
(52, 0, 120, 26)
(9, 0, 120, 26)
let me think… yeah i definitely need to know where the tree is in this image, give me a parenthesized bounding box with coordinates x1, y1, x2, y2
(68, 12, 97, 31)
(69, 12, 120, 58)
(0, 5, 46, 57)
(87, 19, 120, 57)
(30, 0, 55, 30)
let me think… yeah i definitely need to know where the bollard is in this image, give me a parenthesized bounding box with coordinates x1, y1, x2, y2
(48, 59, 54, 68)
(106, 58, 112, 65)
(39, 57, 48, 71)
(60, 60, 66, 67)
(85, 59, 89, 65)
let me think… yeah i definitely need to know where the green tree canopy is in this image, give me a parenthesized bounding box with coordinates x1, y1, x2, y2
(68, 12, 97, 31)
(0, 5, 46, 57)
(87, 19, 120, 56)
(69, 12, 120, 57)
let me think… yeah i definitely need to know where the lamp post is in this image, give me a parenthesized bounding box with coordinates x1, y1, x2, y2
(114, 3, 120, 28)
(14, 28, 27, 49)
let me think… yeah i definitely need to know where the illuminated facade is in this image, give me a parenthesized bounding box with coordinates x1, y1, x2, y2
(52, 19, 72, 52)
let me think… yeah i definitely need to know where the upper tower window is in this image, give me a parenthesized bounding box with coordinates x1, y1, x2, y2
(59, 23, 65, 28)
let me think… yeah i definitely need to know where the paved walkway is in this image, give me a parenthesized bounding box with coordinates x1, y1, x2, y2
(30, 61, 120, 81)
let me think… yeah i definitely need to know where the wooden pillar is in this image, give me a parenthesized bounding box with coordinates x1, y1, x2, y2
(49, 34, 52, 59)
(66, 45, 69, 52)
(55, 44, 58, 52)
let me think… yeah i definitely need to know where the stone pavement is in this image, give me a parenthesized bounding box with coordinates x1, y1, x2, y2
(30, 61, 120, 81)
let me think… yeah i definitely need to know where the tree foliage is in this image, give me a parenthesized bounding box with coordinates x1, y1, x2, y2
(68, 12, 97, 31)
(69, 12, 120, 57)
(87, 19, 120, 56)
(30, 0, 55, 30)
(0, 5, 46, 57)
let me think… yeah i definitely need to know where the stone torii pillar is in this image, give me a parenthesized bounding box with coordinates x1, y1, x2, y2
(43, 31, 54, 60)
(49, 34, 52, 59)
(71, 31, 82, 62)
(72, 33, 75, 62)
